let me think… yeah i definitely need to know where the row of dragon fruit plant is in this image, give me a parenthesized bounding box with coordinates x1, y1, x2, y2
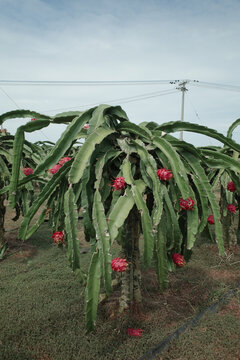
(0, 106, 240, 331)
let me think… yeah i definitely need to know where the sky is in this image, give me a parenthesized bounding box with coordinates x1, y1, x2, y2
(0, 0, 240, 146)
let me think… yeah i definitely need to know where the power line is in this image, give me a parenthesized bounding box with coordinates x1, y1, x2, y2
(0, 87, 20, 108)
(42, 88, 178, 113)
(1, 78, 240, 93)
(0, 84, 178, 137)
(120, 89, 178, 104)
(0, 86, 52, 142)
(0, 79, 174, 86)
(185, 92, 200, 121)
(184, 92, 216, 146)
(1, 78, 240, 146)
(191, 81, 240, 93)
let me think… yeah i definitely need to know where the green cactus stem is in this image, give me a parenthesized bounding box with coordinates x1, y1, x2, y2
(119, 205, 142, 313)
(0, 180, 6, 250)
(220, 186, 237, 249)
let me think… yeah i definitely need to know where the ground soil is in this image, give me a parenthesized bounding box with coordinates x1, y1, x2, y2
(1, 206, 240, 360)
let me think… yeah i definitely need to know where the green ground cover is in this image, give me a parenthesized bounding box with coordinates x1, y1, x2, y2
(1, 213, 240, 360)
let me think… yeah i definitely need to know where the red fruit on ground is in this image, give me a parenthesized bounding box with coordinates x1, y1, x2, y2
(126, 328, 144, 337)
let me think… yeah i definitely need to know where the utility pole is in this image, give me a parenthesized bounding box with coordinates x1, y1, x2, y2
(177, 80, 188, 140)
(170, 79, 189, 140)
(171, 79, 199, 140)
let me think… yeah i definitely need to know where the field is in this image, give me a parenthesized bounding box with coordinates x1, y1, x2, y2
(1, 206, 240, 360)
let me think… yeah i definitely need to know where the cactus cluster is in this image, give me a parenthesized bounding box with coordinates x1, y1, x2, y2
(0, 120, 53, 250)
(1, 106, 240, 330)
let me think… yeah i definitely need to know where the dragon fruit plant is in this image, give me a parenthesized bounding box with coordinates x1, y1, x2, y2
(2, 106, 240, 330)
(203, 117, 240, 248)
(0, 115, 53, 254)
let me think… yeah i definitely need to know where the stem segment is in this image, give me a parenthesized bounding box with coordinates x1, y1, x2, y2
(119, 205, 142, 313)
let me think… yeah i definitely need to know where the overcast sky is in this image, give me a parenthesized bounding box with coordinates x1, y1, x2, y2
(1, 0, 240, 146)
